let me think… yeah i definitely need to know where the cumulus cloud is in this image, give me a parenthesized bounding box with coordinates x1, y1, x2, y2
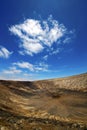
(0, 46, 12, 58)
(13, 61, 48, 72)
(9, 15, 67, 56)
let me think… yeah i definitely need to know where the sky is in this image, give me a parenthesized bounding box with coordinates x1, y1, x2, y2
(0, 0, 87, 81)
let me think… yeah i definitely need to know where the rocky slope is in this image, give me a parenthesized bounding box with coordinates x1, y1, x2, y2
(0, 73, 87, 130)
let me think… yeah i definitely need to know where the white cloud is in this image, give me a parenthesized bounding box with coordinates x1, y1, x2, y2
(63, 37, 71, 44)
(0, 73, 36, 81)
(0, 46, 12, 58)
(63, 30, 75, 44)
(35, 62, 49, 72)
(20, 41, 44, 56)
(43, 55, 48, 60)
(46, 47, 60, 56)
(3, 67, 22, 74)
(50, 49, 60, 55)
(13, 62, 34, 71)
(9, 15, 67, 56)
(13, 61, 49, 72)
(1, 66, 38, 81)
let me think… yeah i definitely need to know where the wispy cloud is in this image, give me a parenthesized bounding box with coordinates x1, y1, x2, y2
(0, 72, 37, 81)
(35, 62, 49, 72)
(46, 47, 61, 56)
(63, 37, 71, 44)
(13, 62, 34, 71)
(3, 66, 22, 74)
(43, 55, 48, 61)
(13, 61, 49, 72)
(0, 46, 12, 58)
(62, 30, 75, 44)
(1, 66, 38, 81)
(9, 15, 67, 56)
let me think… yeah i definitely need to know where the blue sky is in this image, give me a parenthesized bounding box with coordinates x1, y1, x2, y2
(0, 0, 87, 80)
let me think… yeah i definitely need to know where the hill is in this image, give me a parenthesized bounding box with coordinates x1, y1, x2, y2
(0, 73, 87, 130)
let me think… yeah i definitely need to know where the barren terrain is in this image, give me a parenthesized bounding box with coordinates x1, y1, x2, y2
(0, 73, 87, 130)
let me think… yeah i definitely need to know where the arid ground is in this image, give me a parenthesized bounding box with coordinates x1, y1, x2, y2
(0, 73, 87, 130)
